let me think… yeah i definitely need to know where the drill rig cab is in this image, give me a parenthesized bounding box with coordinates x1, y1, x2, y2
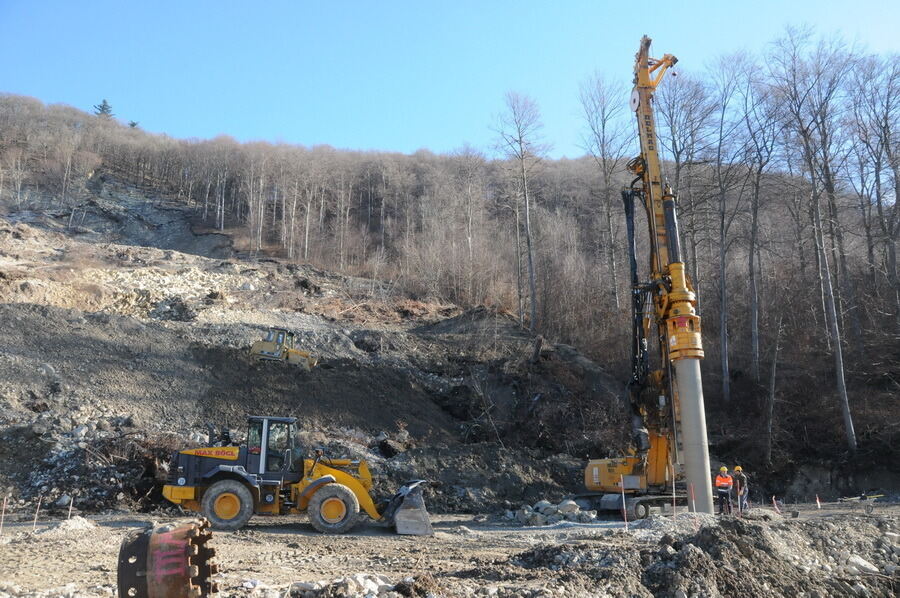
(163, 416, 432, 535)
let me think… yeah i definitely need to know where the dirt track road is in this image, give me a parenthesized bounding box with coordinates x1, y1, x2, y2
(0, 512, 627, 596)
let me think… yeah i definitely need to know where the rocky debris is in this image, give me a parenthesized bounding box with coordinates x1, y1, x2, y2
(846, 554, 880, 575)
(148, 295, 197, 321)
(206, 289, 227, 303)
(413, 306, 526, 339)
(510, 498, 598, 526)
(382, 445, 581, 514)
(1, 410, 179, 511)
(288, 573, 397, 597)
(285, 573, 460, 598)
(378, 438, 406, 458)
(35, 516, 97, 536)
(294, 276, 322, 296)
(510, 513, 899, 597)
(375, 428, 411, 458)
(514, 538, 650, 596)
(0, 582, 115, 598)
(630, 513, 720, 538)
(98, 265, 254, 320)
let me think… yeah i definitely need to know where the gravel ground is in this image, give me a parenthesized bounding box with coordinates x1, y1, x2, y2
(1, 505, 898, 597)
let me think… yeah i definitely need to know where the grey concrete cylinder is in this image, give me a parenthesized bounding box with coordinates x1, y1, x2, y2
(674, 358, 714, 514)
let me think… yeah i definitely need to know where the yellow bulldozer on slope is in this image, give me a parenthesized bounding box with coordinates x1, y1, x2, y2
(250, 327, 318, 370)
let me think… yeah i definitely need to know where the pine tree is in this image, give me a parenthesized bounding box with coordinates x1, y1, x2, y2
(93, 99, 113, 118)
(128, 121, 139, 128)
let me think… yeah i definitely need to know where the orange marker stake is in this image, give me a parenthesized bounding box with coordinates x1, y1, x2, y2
(771, 495, 781, 514)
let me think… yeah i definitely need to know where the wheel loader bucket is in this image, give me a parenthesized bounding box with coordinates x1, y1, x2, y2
(385, 481, 432, 536)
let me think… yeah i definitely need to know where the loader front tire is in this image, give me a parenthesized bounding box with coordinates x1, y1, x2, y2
(202, 480, 254, 531)
(308, 483, 359, 534)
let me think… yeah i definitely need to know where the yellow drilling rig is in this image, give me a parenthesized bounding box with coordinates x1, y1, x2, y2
(584, 35, 714, 518)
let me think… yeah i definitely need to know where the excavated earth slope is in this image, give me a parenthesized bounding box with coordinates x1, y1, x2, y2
(0, 192, 628, 515)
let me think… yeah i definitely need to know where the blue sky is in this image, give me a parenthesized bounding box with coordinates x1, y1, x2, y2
(1, 1, 897, 158)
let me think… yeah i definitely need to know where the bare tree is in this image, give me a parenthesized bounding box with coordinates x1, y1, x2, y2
(768, 26, 858, 453)
(495, 91, 548, 332)
(764, 315, 783, 465)
(657, 73, 716, 303)
(579, 73, 631, 309)
(451, 145, 487, 302)
(738, 58, 781, 382)
(851, 55, 900, 326)
(55, 130, 81, 209)
(846, 57, 885, 293)
(709, 53, 752, 403)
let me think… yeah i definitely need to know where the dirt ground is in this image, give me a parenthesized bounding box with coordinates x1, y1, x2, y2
(1, 504, 898, 597)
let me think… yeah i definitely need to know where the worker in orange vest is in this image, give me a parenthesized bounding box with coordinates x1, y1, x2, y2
(715, 466, 734, 515)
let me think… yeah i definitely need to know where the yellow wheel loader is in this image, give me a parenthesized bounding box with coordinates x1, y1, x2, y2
(162, 416, 432, 535)
(250, 328, 319, 370)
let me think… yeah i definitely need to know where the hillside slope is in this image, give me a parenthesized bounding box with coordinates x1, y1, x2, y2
(0, 187, 630, 514)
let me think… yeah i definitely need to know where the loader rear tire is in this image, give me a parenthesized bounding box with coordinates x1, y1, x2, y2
(202, 480, 254, 531)
(308, 483, 359, 534)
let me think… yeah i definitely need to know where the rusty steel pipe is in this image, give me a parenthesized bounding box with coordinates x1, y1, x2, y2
(118, 518, 219, 598)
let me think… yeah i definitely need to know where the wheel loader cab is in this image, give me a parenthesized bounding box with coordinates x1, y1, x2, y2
(283, 331, 295, 350)
(246, 416, 303, 483)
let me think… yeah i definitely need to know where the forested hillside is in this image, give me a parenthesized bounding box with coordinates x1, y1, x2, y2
(1, 28, 897, 469)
